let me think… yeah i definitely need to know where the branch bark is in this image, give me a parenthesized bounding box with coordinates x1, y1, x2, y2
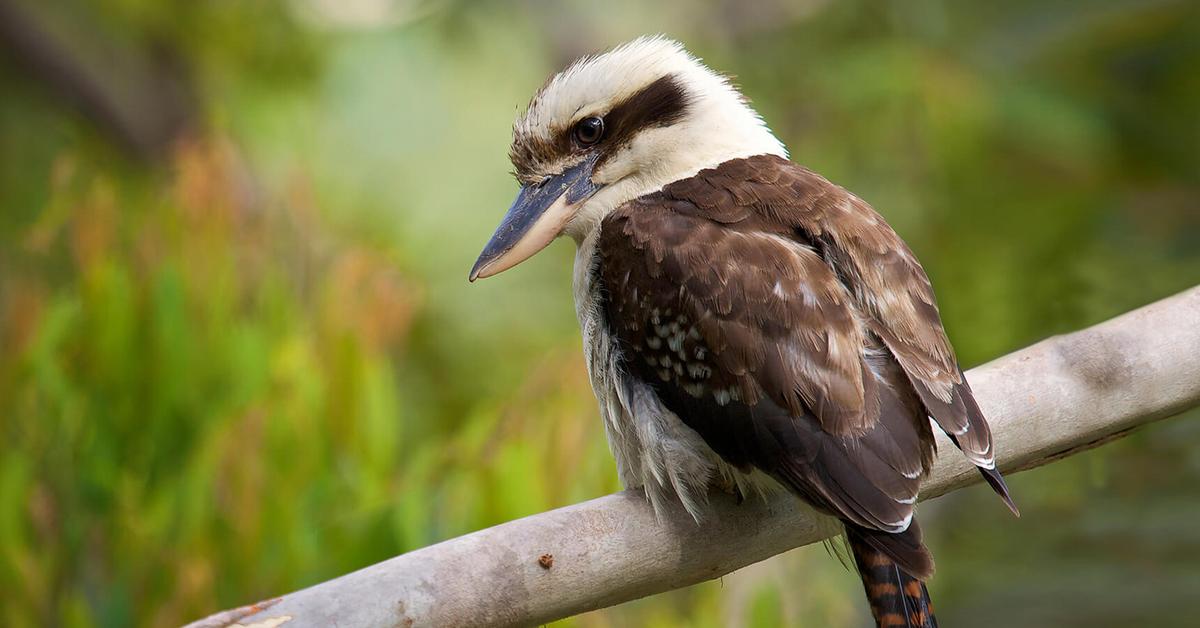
(189, 286, 1200, 628)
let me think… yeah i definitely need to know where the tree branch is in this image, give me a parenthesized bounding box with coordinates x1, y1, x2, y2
(189, 286, 1200, 628)
(0, 0, 196, 159)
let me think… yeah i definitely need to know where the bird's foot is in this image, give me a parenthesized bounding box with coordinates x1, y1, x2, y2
(714, 475, 746, 505)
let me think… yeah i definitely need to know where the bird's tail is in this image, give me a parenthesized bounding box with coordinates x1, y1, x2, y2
(846, 524, 938, 628)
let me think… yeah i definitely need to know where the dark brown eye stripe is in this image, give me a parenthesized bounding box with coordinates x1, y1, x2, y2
(509, 73, 691, 184)
(598, 73, 691, 148)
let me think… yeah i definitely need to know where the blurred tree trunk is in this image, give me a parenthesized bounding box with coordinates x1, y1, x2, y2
(0, 0, 197, 160)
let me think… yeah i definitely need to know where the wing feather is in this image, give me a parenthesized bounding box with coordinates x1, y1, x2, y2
(596, 153, 1014, 539)
(599, 203, 924, 534)
(678, 154, 998, 468)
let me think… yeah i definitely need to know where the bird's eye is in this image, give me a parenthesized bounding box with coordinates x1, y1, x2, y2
(574, 117, 605, 146)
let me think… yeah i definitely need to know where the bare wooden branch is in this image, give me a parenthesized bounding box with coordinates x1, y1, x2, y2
(189, 286, 1200, 628)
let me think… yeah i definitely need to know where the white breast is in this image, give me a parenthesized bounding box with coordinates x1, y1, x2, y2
(573, 231, 766, 521)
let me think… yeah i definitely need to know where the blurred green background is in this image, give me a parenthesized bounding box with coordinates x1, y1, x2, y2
(1, 0, 1198, 626)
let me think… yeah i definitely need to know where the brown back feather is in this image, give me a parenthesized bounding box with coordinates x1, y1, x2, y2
(597, 154, 1014, 551)
(633, 154, 999, 468)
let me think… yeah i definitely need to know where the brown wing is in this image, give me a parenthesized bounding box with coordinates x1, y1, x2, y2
(598, 154, 1017, 551)
(651, 155, 998, 470)
(598, 202, 934, 546)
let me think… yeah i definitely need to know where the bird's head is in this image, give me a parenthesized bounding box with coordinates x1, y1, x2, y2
(469, 36, 786, 281)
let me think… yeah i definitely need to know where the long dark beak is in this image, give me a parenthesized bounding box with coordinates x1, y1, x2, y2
(470, 155, 600, 281)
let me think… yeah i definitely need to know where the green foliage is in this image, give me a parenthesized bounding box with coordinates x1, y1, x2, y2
(0, 1, 1197, 626)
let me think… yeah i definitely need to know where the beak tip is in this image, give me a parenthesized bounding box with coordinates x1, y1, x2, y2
(468, 258, 488, 282)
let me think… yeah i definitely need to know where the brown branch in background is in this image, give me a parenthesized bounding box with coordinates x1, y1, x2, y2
(185, 286, 1200, 628)
(0, 0, 197, 159)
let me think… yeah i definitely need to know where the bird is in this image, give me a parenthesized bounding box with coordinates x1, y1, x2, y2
(470, 36, 1017, 628)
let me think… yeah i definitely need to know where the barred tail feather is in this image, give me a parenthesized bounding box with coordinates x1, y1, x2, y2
(847, 524, 937, 628)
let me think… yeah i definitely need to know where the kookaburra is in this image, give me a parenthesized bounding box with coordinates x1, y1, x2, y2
(470, 36, 1017, 628)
